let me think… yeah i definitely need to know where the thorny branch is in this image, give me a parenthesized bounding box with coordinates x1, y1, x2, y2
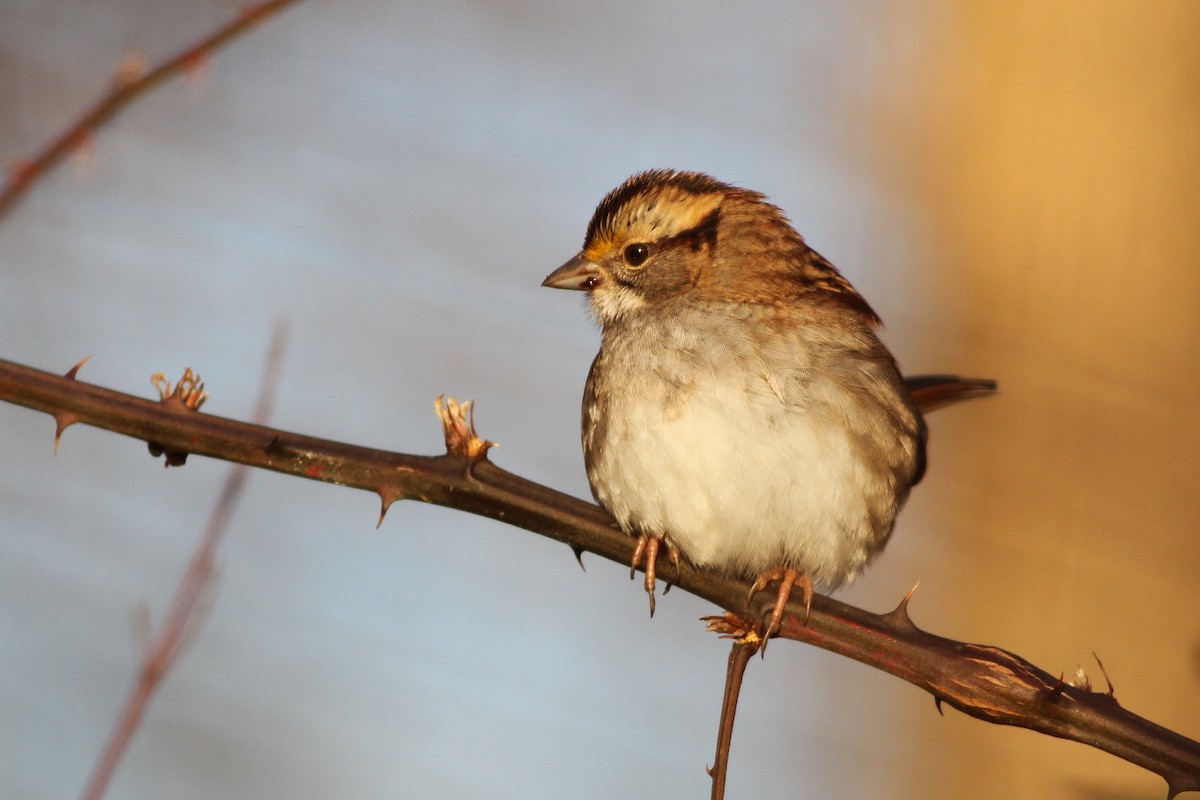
(0, 0, 301, 222)
(1, 356, 1198, 798)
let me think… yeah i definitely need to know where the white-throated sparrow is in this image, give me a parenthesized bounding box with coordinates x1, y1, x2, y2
(543, 170, 993, 633)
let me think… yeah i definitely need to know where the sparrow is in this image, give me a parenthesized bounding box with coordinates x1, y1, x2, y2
(543, 169, 994, 634)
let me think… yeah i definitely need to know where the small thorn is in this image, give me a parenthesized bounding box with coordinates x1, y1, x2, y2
(64, 355, 92, 380)
(1049, 673, 1067, 699)
(571, 546, 586, 572)
(662, 582, 672, 595)
(1092, 651, 1116, 698)
(934, 696, 944, 716)
(53, 412, 79, 453)
(705, 765, 714, 777)
(54, 356, 90, 451)
(376, 489, 403, 529)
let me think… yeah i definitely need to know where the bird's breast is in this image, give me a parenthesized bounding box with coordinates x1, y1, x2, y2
(581, 311, 915, 588)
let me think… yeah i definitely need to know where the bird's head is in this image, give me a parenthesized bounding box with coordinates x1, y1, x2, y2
(542, 169, 879, 326)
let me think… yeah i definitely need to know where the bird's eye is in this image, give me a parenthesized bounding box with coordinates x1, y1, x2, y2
(623, 243, 650, 267)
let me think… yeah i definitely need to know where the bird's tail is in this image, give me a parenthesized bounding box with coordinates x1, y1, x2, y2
(904, 375, 998, 414)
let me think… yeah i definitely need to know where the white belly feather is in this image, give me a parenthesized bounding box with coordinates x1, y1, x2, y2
(583, 309, 914, 590)
(590, 379, 874, 588)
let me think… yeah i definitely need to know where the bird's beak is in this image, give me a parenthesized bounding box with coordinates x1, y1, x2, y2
(542, 253, 599, 291)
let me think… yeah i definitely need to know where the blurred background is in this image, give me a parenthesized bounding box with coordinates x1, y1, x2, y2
(2, 1, 1198, 798)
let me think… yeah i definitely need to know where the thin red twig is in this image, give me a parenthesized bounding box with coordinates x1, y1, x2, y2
(79, 322, 287, 800)
(0, 0, 302, 222)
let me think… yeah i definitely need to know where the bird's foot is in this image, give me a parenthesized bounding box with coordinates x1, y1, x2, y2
(630, 534, 680, 617)
(747, 567, 814, 641)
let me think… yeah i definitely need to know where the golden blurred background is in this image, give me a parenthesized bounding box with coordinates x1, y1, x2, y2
(840, 2, 1200, 796)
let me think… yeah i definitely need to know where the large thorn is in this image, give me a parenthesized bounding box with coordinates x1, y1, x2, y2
(882, 580, 921, 630)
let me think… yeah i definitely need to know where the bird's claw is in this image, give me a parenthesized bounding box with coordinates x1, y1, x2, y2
(747, 567, 814, 645)
(630, 534, 680, 617)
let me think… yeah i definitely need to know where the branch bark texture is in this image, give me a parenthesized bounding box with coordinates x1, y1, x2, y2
(1, 356, 1197, 797)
